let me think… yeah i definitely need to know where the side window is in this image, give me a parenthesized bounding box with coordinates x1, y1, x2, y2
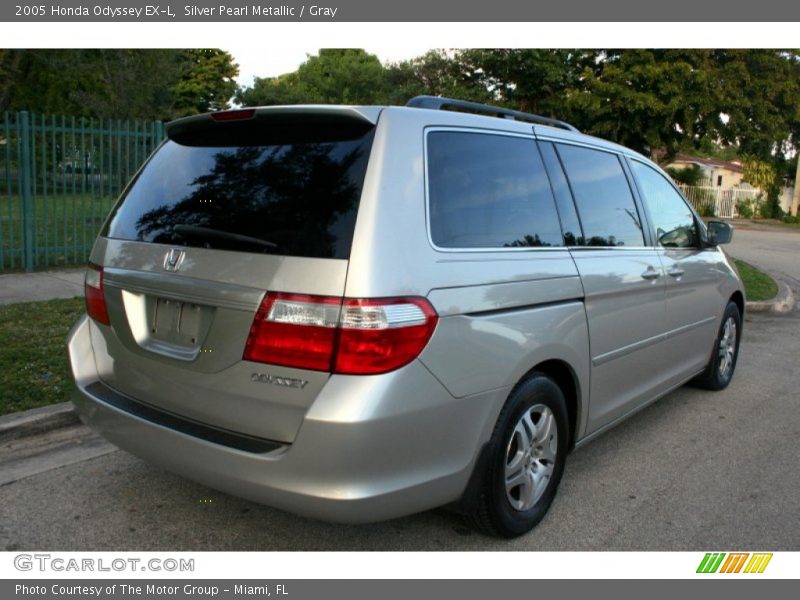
(556, 144, 644, 247)
(631, 160, 699, 248)
(427, 131, 563, 249)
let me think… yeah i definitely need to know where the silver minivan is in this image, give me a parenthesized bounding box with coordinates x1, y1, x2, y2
(68, 96, 743, 537)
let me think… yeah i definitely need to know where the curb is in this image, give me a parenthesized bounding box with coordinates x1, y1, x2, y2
(745, 278, 796, 314)
(0, 402, 80, 443)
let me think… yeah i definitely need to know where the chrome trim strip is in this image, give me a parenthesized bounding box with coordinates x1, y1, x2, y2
(664, 316, 717, 340)
(569, 246, 659, 252)
(533, 131, 639, 159)
(592, 331, 664, 367)
(592, 316, 717, 366)
(103, 268, 264, 312)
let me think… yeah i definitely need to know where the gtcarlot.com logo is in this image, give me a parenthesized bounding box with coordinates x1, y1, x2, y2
(14, 553, 194, 573)
(697, 552, 773, 574)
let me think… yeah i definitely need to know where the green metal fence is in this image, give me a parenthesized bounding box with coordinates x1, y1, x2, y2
(0, 111, 165, 272)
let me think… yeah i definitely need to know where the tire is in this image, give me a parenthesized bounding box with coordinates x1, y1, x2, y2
(692, 301, 742, 391)
(465, 373, 569, 538)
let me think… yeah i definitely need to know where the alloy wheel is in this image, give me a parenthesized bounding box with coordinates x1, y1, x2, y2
(504, 404, 558, 511)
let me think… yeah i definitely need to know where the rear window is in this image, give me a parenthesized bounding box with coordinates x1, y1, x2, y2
(103, 126, 375, 259)
(427, 131, 564, 249)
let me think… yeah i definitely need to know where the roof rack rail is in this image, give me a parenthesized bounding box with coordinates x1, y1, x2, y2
(405, 95, 580, 133)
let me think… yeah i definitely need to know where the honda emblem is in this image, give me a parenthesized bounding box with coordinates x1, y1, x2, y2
(163, 248, 185, 272)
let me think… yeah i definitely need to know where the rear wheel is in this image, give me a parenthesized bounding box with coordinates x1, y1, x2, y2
(466, 373, 568, 538)
(692, 301, 742, 391)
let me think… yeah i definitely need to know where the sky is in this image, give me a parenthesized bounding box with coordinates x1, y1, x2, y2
(225, 45, 435, 88)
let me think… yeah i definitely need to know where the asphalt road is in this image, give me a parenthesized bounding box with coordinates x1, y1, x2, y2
(729, 224, 800, 291)
(1, 229, 798, 551)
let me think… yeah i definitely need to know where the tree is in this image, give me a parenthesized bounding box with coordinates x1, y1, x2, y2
(427, 49, 718, 157)
(383, 49, 491, 105)
(0, 49, 238, 120)
(0, 50, 183, 118)
(0, 50, 26, 112)
(170, 50, 239, 115)
(666, 165, 706, 186)
(232, 47, 800, 166)
(563, 50, 722, 156)
(441, 49, 800, 162)
(742, 155, 781, 218)
(712, 50, 800, 158)
(742, 158, 777, 192)
(237, 49, 387, 106)
(457, 49, 593, 115)
(235, 71, 308, 106)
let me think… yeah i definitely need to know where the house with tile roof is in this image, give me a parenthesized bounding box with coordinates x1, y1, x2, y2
(665, 153, 747, 189)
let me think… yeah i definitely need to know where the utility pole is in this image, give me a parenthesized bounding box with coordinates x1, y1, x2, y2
(793, 151, 800, 216)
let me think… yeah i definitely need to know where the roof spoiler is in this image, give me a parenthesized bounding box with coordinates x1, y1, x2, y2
(165, 106, 382, 145)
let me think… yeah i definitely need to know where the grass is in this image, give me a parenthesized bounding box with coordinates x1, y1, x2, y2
(0, 297, 85, 416)
(775, 220, 800, 229)
(0, 192, 116, 271)
(735, 259, 778, 302)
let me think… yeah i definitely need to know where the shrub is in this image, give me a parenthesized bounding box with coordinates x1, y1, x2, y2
(666, 164, 707, 187)
(736, 198, 755, 219)
(697, 199, 716, 218)
(691, 187, 717, 217)
(760, 183, 785, 219)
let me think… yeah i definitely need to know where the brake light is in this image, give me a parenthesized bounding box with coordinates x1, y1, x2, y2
(211, 108, 256, 122)
(243, 293, 438, 375)
(84, 262, 110, 325)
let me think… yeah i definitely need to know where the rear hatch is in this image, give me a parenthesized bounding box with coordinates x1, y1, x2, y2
(87, 106, 380, 444)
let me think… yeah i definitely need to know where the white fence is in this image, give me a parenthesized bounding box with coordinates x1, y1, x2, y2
(677, 184, 760, 218)
(779, 186, 796, 214)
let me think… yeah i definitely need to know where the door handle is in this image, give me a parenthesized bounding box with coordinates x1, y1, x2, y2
(641, 266, 661, 281)
(667, 267, 685, 278)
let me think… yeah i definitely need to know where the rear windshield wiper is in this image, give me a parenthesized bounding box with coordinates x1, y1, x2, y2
(172, 224, 279, 250)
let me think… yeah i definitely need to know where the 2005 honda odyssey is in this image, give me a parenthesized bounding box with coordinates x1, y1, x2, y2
(68, 96, 744, 537)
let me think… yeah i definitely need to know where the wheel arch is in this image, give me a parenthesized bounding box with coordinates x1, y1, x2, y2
(520, 359, 582, 450)
(455, 358, 579, 533)
(730, 290, 745, 319)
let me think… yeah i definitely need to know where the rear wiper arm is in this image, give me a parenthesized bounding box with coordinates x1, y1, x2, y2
(172, 224, 279, 250)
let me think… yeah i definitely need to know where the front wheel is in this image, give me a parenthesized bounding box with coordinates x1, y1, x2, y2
(692, 301, 742, 391)
(465, 373, 569, 538)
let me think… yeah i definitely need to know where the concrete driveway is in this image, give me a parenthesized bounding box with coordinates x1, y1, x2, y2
(0, 268, 84, 305)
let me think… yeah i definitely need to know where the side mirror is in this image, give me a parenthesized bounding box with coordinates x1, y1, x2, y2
(706, 220, 733, 246)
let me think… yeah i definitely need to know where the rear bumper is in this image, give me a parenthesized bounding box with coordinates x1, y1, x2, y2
(68, 315, 507, 523)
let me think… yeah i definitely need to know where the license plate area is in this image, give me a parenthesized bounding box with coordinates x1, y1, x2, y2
(152, 298, 205, 348)
(120, 290, 215, 361)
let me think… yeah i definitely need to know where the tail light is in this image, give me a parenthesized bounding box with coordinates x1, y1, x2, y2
(334, 298, 438, 374)
(84, 262, 110, 325)
(244, 293, 438, 375)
